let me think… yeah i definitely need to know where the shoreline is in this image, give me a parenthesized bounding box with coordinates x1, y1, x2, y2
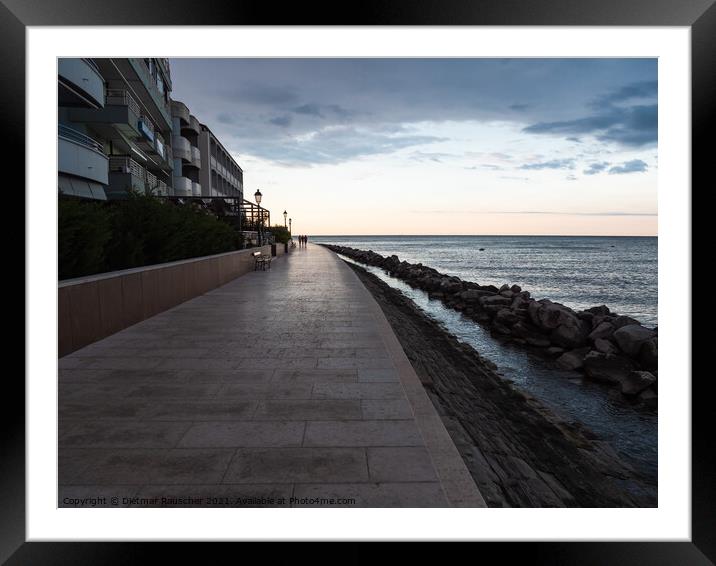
(322, 244, 658, 408)
(344, 259, 657, 507)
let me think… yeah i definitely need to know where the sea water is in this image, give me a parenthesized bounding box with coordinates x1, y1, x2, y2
(312, 235, 658, 485)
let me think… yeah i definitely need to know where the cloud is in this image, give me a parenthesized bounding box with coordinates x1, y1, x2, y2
(268, 115, 293, 127)
(608, 159, 648, 174)
(591, 80, 658, 107)
(235, 83, 299, 105)
(169, 58, 657, 165)
(410, 151, 454, 163)
(583, 161, 611, 175)
(523, 80, 657, 147)
(216, 112, 235, 124)
(523, 104, 657, 147)
(245, 127, 447, 166)
(519, 158, 576, 170)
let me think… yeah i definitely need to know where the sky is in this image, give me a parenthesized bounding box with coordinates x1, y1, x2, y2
(169, 58, 657, 236)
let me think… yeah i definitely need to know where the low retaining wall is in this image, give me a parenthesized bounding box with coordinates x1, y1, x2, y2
(58, 245, 272, 357)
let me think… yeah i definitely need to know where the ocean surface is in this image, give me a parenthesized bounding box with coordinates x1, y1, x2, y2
(311, 236, 657, 327)
(313, 235, 658, 487)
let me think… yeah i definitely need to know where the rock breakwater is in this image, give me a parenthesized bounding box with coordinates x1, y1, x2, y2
(323, 244, 658, 408)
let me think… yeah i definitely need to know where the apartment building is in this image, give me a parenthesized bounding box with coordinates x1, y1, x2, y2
(58, 58, 174, 199)
(59, 58, 245, 204)
(198, 124, 244, 199)
(171, 101, 244, 199)
(170, 100, 202, 196)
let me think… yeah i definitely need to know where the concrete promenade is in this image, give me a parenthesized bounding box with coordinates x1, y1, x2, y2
(59, 244, 485, 507)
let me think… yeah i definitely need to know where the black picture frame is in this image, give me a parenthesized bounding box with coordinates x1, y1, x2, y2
(7, 0, 711, 562)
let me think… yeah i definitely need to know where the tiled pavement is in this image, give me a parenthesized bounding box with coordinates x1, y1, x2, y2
(58, 244, 486, 508)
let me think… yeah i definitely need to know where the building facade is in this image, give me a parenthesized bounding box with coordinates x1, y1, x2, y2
(170, 100, 244, 200)
(58, 58, 175, 200)
(197, 124, 244, 198)
(59, 58, 245, 209)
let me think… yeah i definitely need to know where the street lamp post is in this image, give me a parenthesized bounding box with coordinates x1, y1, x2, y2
(283, 210, 288, 228)
(254, 189, 263, 246)
(289, 218, 292, 234)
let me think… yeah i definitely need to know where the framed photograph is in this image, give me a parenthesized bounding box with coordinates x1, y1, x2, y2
(9, 0, 711, 562)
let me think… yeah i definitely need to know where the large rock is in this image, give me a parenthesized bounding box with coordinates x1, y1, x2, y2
(546, 346, 565, 357)
(459, 289, 494, 301)
(594, 338, 618, 355)
(621, 371, 657, 396)
(550, 319, 589, 348)
(588, 321, 615, 341)
(481, 295, 512, 307)
(556, 347, 591, 370)
(638, 387, 658, 409)
(512, 321, 551, 347)
(494, 308, 520, 327)
(583, 351, 638, 385)
(612, 315, 641, 329)
(529, 300, 580, 331)
(439, 277, 464, 294)
(639, 337, 658, 370)
(585, 305, 611, 316)
(479, 285, 500, 294)
(613, 324, 657, 357)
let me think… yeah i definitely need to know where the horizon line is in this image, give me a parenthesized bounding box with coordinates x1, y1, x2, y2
(306, 234, 658, 238)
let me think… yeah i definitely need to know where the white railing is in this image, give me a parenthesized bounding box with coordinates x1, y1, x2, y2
(58, 124, 104, 153)
(105, 88, 140, 116)
(109, 155, 146, 180)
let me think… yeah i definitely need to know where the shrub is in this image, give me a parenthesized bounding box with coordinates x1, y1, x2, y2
(269, 225, 291, 244)
(58, 197, 112, 279)
(58, 193, 241, 279)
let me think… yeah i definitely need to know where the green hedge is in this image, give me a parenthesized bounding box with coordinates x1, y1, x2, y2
(59, 193, 240, 280)
(269, 225, 291, 244)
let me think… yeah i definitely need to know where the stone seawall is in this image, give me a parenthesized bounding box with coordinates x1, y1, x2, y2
(322, 244, 658, 408)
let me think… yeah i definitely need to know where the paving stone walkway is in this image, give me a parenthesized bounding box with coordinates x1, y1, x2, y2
(59, 244, 485, 508)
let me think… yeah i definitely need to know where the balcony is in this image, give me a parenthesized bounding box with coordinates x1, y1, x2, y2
(190, 146, 202, 169)
(172, 135, 191, 162)
(171, 100, 190, 125)
(127, 59, 172, 127)
(58, 124, 108, 186)
(58, 58, 105, 109)
(155, 180, 169, 196)
(192, 181, 202, 197)
(137, 115, 156, 154)
(173, 176, 193, 197)
(187, 114, 201, 135)
(107, 155, 148, 197)
(68, 88, 141, 138)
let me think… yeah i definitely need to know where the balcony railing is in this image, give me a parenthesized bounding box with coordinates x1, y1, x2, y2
(137, 115, 155, 143)
(155, 133, 166, 161)
(146, 171, 157, 190)
(58, 124, 104, 153)
(191, 146, 201, 168)
(172, 135, 192, 162)
(155, 180, 169, 196)
(105, 88, 141, 117)
(109, 155, 145, 179)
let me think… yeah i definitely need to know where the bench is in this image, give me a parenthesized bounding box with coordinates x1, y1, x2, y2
(253, 250, 272, 271)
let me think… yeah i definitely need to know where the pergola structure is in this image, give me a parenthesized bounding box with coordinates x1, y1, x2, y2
(157, 195, 270, 233)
